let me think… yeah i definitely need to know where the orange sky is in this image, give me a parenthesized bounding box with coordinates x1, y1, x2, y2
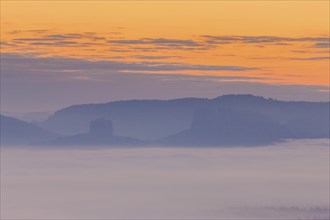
(1, 1, 329, 86)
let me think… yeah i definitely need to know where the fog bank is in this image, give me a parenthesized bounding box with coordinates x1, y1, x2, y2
(1, 139, 329, 219)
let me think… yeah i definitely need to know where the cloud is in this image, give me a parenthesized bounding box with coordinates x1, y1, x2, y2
(1, 53, 257, 73)
(290, 50, 308, 53)
(107, 35, 329, 52)
(249, 56, 330, 61)
(2, 70, 328, 112)
(14, 37, 74, 42)
(202, 35, 329, 47)
(0, 41, 18, 47)
(8, 29, 50, 34)
(1, 53, 328, 112)
(313, 42, 330, 48)
(9, 32, 209, 52)
(10, 32, 106, 50)
(109, 38, 201, 46)
(5, 30, 329, 55)
(29, 41, 79, 46)
(44, 34, 82, 39)
(108, 37, 210, 51)
(1, 53, 265, 84)
(12, 39, 94, 48)
(135, 55, 181, 60)
(0, 41, 10, 45)
(14, 33, 106, 42)
(289, 56, 330, 61)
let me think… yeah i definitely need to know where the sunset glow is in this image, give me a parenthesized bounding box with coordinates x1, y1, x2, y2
(1, 1, 329, 111)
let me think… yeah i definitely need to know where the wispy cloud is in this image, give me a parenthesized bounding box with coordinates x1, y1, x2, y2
(108, 37, 210, 51)
(135, 55, 181, 60)
(313, 42, 330, 48)
(9, 32, 107, 49)
(4, 30, 330, 55)
(8, 29, 50, 34)
(289, 56, 330, 61)
(202, 35, 329, 46)
(13, 33, 106, 42)
(1, 52, 328, 112)
(249, 56, 330, 61)
(109, 38, 201, 46)
(0, 41, 11, 45)
(1, 53, 257, 73)
(28, 41, 79, 46)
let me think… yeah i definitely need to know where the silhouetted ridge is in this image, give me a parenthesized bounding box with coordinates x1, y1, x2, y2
(40, 98, 208, 139)
(213, 94, 268, 102)
(0, 115, 58, 145)
(161, 106, 288, 146)
(34, 94, 329, 147)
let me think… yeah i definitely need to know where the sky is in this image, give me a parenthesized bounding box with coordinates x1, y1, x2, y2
(1, 1, 329, 112)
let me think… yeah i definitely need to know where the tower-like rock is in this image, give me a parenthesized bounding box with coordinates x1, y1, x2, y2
(89, 118, 113, 137)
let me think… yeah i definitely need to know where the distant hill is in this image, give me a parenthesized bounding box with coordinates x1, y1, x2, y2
(0, 115, 59, 145)
(2, 111, 53, 123)
(40, 118, 145, 147)
(160, 105, 289, 146)
(38, 98, 207, 140)
(161, 95, 329, 146)
(38, 95, 329, 145)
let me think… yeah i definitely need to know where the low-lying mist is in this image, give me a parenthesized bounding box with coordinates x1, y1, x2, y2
(1, 139, 329, 219)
